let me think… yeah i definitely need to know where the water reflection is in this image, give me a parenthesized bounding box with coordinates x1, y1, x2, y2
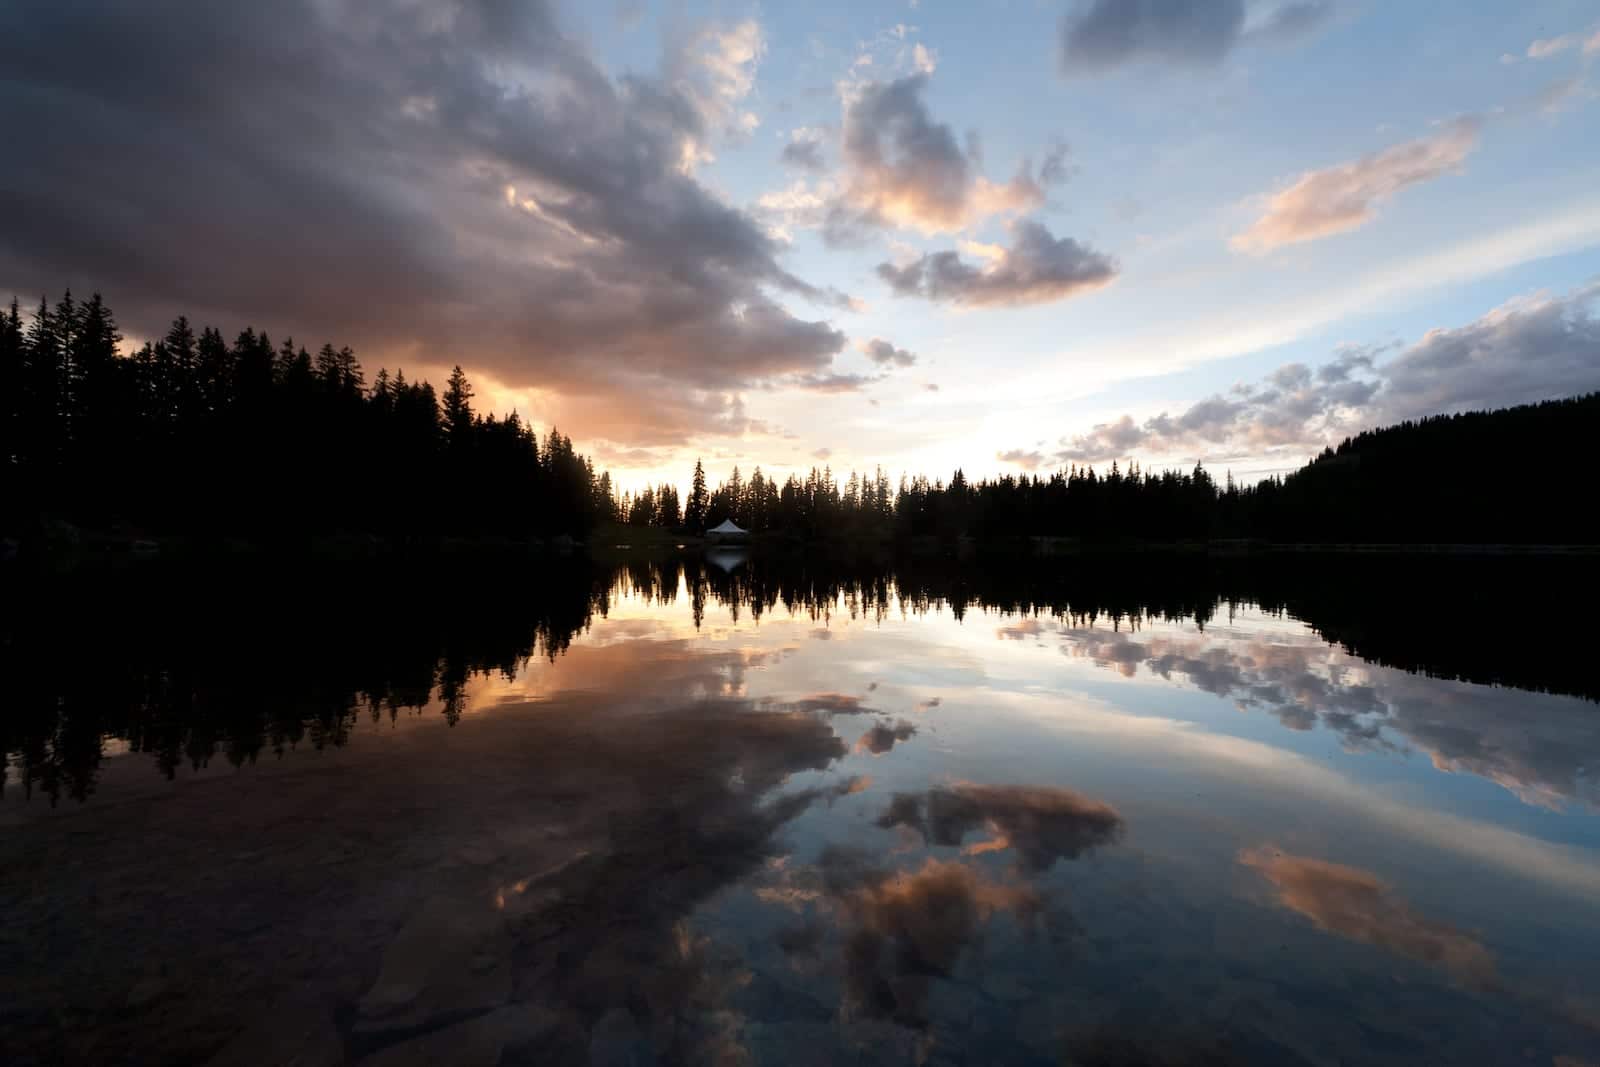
(3, 554, 1598, 1065)
(1056, 624, 1599, 811)
(875, 784, 1125, 872)
(1239, 846, 1497, 987)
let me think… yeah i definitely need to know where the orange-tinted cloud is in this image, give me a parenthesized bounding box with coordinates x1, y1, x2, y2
(1240, 846, 1496, 985)
(1234, 119, 1481, 251)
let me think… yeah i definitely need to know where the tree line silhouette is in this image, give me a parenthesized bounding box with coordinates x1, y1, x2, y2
(2, 291, 608, 539)
(5, 289, 1594, 547)
(652, 394, 1598, 545)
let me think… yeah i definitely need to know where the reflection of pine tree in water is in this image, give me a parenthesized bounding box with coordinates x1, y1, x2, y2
(624, 552, 1598, 700)
(4, 553, 1593, 803)
(0, 558, 609, 805)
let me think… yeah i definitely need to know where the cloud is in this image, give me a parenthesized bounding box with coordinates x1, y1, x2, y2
(1240, 847, 1496, 985)
(997, 449, 1047, 470)
(1234, 118, 1482, 251)
(1525, 27, 1600, 60)
(1532, 73, 1590, 116)
(876, 782, 1125, 872)
(1059, 0, 1332, 74)
(669, 18, 766, 164)
(790, 371, 881, 393)
(0, 0, 857, 451)
(876, 220, 1118, 307)
(1033, 281, 1600, 465)
(1377, 281, 1600, 417)
(780, 140, 826, 171)
(754, 177, 838, 242)
(779, 126, 829, 172)
(1243, 1, 1338, 45)
(830, 75, 1067, 237)
(860, 337, 917, 367)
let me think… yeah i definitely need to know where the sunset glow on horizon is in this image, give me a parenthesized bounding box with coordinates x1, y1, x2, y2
(4, 0, 1598, 494)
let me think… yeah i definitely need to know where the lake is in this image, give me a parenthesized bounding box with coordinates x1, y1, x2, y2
(4, 554, 1598, 1066)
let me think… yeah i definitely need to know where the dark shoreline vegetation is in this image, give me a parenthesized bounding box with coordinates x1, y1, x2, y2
(4, 552, 1593, 806)
(5, 290, 1596, 557)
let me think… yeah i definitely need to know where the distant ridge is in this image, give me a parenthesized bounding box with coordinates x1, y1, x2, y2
(1255, 393, 1598, 544)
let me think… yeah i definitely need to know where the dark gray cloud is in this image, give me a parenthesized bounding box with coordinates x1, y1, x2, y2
(842, 74, 972, 231)
(861, 338, 917, 368)
(829, 75, 1065, 238)
(1062, 0, 1245, 71)
(878, 220, 1117, 307)
(1021, 282, 1600, 466)
(0, 0, 854, 448)
(780, 139, 827, 172)
(1379, 282, 1600, 417)
(1060, 0, 1333, 74)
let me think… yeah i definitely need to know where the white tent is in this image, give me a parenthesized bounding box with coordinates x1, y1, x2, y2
(706, 518, 747, 539)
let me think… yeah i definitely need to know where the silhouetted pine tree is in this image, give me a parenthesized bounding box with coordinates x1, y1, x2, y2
(1, 291, 611, 542)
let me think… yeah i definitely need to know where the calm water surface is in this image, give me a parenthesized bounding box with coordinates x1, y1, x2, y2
(3, 556, 1598, 1065)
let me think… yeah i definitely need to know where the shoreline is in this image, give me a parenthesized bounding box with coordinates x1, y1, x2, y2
(6, 524, 1600, 570)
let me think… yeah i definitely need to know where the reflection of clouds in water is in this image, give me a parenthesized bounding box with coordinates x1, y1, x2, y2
(856, 718, 918, 755)
(986, 681, 1600, 897)
(476, 692, 855, 1062)
(997, 617, 1050, 642)
(1240, 846, 1496, 987)
(768, 691, 879, 716)
(1241, 846, 1600, 1042)
(1059, 626, 1600, 810)
(10, 624, 879, 1064)
(478, 633, 796, 708)
(815, 849, 1045, 1029)
(758, 781, 1125, 1032)
(877, 782, 1125, 872)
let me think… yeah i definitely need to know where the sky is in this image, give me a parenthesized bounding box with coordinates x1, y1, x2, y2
(2, 0, 1598, 491)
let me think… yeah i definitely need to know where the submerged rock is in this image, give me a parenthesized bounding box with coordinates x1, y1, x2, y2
(357, 1006, 558, 1067)
(356, 896, 512, 1034)
(205, 996, 344, 1067)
